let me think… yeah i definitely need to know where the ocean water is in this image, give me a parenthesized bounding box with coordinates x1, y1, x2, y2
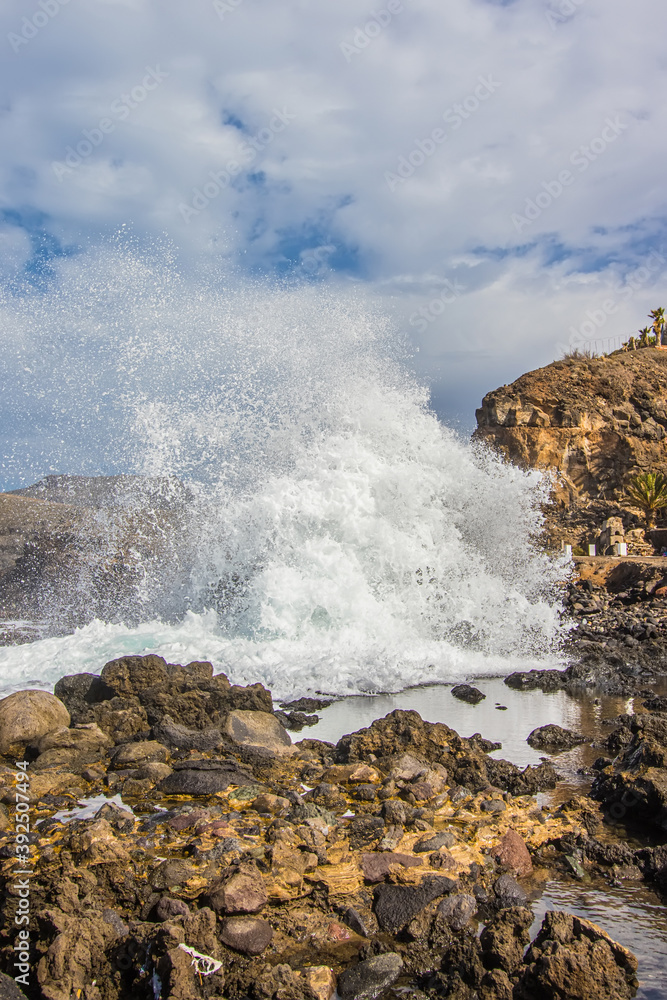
(0, 249, 569, 698)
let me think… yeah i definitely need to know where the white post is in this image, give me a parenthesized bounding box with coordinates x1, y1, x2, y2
(588, 544, 596, 556)
(563, 544, 572, 557)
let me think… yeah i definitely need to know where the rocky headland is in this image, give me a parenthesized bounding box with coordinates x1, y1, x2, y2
(2, 655, 663, 1000)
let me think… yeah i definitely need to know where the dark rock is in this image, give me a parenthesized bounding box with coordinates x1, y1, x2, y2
(414, 831, 456, 853)
(504, 669, 567, 692)
(381, 799, 409, 825)
(53, 672, 116, 721)
(481, 799, 506, 813)
(156, 896, 191, 921)
(348, 816, 385, 849)
(437, 893, 477, 931)
(281, 697, 334, 712)
(451, 684, 486, 705)
(341, 907, 370, 937)
(0, 972, 28, 1000)
(337, 952, 403, 1000)
(527, 724, 588, 752)
(373, 876, 456, 932)
(219, 916, 273, 955)
(493, 873, 528, 909)
(157, 768, 236, 796)
(274, 710, 319, 731)
(152, 715, 223, 751)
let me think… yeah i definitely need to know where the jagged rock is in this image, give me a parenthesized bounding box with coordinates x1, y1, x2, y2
(527, 724, 588, 752)
(515, 911, 638, 999)
(337, 952, 403, 1000)
(474, 349, 667, 502)
(0, 690, 70, 753)
(53, 673, 116, 721)
(0, 972, 29, 1000)
(451, 684, 486, 705)
(480, 906, 533, 974)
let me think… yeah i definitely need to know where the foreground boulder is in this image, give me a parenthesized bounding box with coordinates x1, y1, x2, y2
(0, 689, 70, 753)
(515, 911, 639, 999)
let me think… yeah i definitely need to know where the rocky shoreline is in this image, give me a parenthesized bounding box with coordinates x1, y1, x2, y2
(1, 653, 665, 1000)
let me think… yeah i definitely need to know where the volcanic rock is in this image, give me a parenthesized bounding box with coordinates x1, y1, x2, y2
(373, 876, 456, 932)
(493, 830, 533, 877)
(493, 873, 529, 909)
(437, 893, 477, 931)
(360, 852, 423, 882)
(414, 831, 456, 853)
(220, 916, 273, 955)
(527, 724, 588, 752)
(480, 906, 533, 974)
(515, 911, 638, 999)
(451, 684, 486, 705)
(337, 953, 404, 1000)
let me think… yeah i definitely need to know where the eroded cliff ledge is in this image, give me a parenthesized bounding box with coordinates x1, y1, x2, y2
(474, 349, 667, 499)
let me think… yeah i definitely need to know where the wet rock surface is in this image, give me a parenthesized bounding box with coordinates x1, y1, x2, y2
(0, 655, 645, 1000)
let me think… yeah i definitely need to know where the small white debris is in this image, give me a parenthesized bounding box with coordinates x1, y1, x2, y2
(177, 943, 223, 976)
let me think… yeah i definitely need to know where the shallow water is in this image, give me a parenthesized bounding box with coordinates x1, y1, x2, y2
(301, 677, 633, 769)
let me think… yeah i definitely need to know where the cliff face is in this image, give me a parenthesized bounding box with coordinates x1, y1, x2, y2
(474, 349, 667, 498)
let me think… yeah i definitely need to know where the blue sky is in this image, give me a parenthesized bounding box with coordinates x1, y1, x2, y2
(1, 0, 667, 484)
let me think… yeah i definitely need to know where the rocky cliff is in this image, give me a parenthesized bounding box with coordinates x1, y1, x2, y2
(474, 349, 667, 499)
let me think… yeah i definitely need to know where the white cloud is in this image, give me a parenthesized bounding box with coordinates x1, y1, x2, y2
(0, 0, 666, 429)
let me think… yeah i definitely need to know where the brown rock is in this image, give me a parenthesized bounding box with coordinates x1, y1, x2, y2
(516, 911, 638, 1000)
(207, 871, 268, 914)
(110, 739, 169, 768)
(220, 916, 273, 955)
(100, 653, 169, 697)
(473, 349, 667, 502)
(493, 829, 533, 877)
(300, 966, 336, 1000)
(252, 792, 290, 814)
(224, 709, 294, 755)
(361, 852, 423, 882)
(0, 690, 70, 752)
(480, 906, 533, 974)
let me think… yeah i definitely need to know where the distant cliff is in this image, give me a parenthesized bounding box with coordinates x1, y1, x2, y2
(474, 349, 667, 499)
